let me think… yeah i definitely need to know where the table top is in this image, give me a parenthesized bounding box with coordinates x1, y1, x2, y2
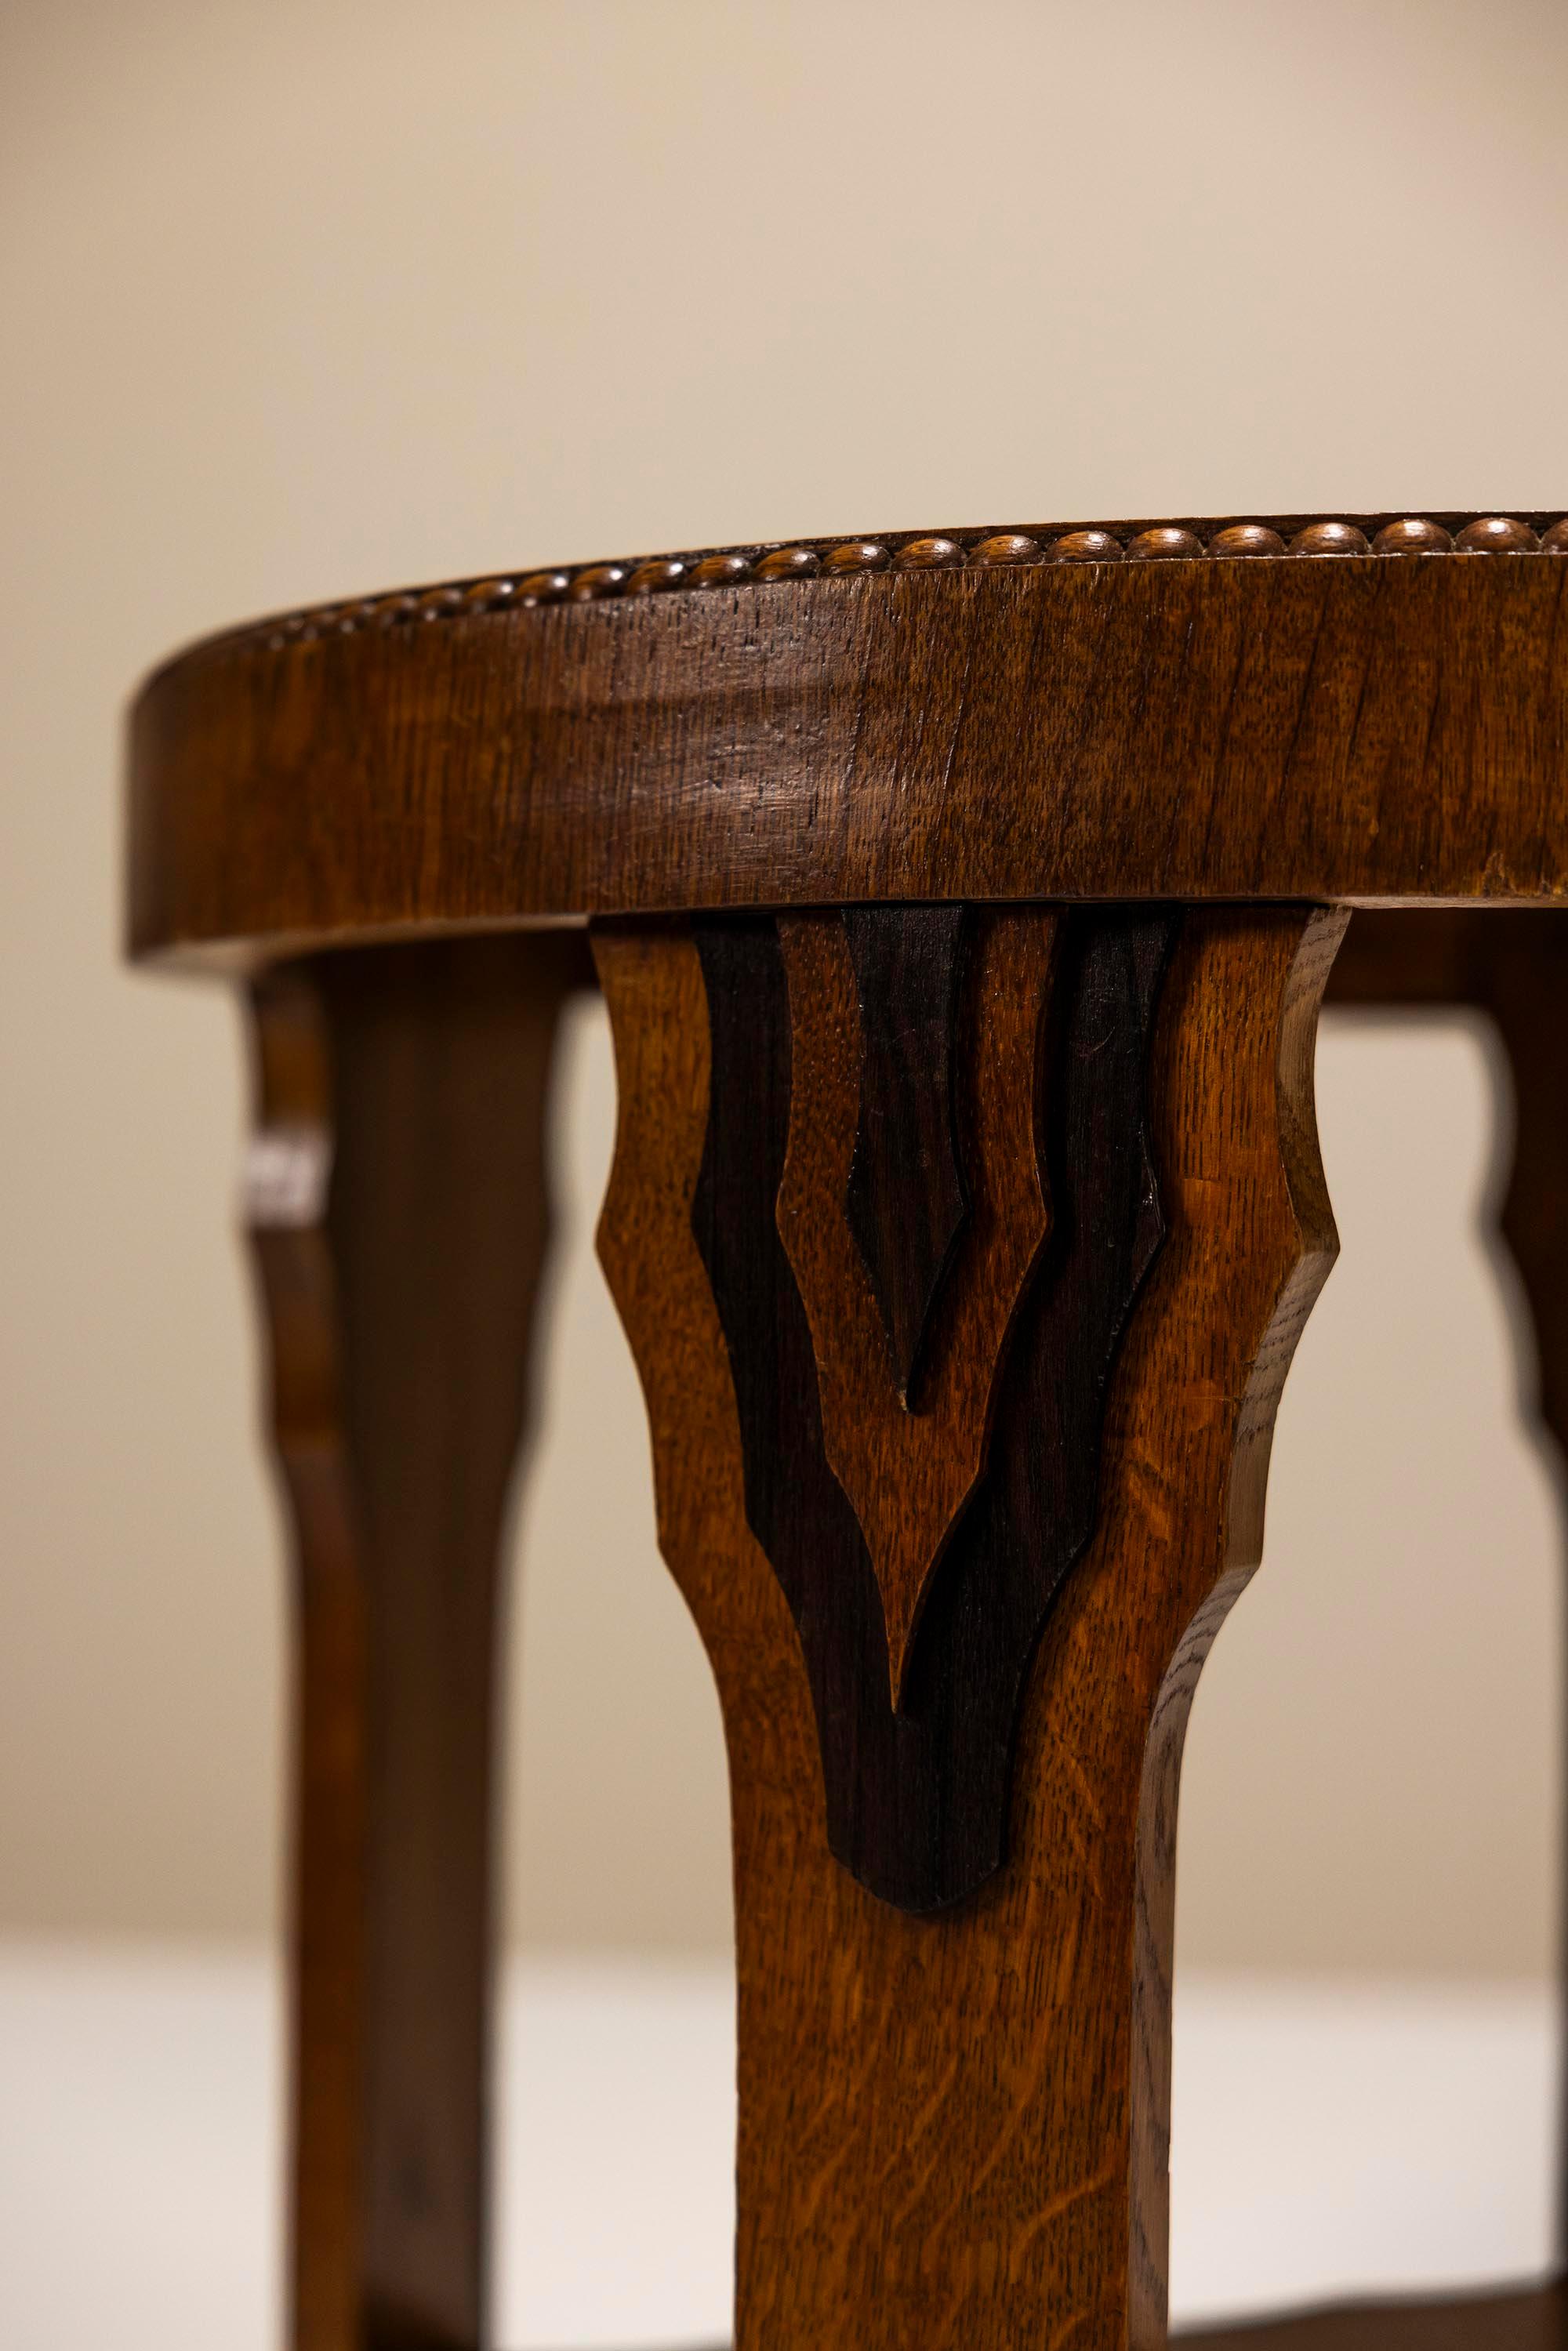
(126, 513, 1568, 971)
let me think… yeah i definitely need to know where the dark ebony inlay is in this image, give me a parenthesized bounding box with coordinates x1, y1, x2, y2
(843, 905, 971, 1405)
(692, 908, 1177, 1912)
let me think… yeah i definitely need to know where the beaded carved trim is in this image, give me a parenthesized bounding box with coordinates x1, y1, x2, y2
(226, 513, 1568, 655)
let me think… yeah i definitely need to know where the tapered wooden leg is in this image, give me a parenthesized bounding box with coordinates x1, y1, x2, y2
(1330, 906, 1568, 2275)
(1472, 923, 1568, 1495)
(246, 932, 586, 2351)
(596, 901, 1345, 2351)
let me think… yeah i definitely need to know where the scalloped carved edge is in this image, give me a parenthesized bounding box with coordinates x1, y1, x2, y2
(184, 512, 1568, 661)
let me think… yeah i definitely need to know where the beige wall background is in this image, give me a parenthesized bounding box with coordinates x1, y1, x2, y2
(2, 0, 1566, 1978)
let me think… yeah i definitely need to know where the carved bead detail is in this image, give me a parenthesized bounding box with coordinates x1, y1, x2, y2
(1454, 517, 1539, 553)
(369, 593, 421, 626)
(515, 571, 571, 605)
(1288, 523, 1370, 557)
(1049, 529, 1123, 562)
(971, 534, 1041, 564)
(1210, 524, 1287, 558)
(1373, 518, 1454, 555)
(755, 547, 821, 580)
(463, 578, 517, 611)
(688, 553, 753, 587)
(568, 564, 630, 600)
(1126, 528, 1205, 561)
(625, 559, 687, 593)
(894, 537, 966, 570)
(822, 541, 889, 573)
(234, 514, 1568, 653)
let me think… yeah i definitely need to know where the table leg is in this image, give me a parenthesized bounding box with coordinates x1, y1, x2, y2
(1331, 905, 1568, 2278)
(595, 901, 1345, 2351)
(245, 932, 586, 2351)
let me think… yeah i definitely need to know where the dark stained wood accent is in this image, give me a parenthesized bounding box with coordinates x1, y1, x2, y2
(777, 908, 1054, 1699)
(597, 905, 1344, 2351)
(688, 912, 914, 1892)
(247, 931, 583, 2351)
(917, 900, 1174, 1709)
(683, 907, 1171, 1910)
(130, 521, 1568, 967)
(1175, 2279, 1568, 2351)
(841, 904, 971, 1403)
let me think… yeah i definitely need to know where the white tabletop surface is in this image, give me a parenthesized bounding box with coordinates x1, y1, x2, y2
(0, 1946, 1555, 2349)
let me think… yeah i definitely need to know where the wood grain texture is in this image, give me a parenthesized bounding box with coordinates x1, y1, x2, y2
(247, 931, 584, 2351)
(841, 904, 971, 1401)
(777, 908, 1053, 1699)
(129, 518, 1568, 967)
(597, 902, 1343, 2351)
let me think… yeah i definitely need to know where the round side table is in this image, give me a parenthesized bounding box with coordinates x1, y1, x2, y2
(129, 510, 1568, 2351)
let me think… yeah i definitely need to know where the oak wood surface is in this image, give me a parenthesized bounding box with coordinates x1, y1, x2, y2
(248, 931, 585, 2351)
(595, 903, 1345, 2351)
(129, 513, 1568, 965)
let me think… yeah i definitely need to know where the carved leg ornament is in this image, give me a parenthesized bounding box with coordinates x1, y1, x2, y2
(247, 934, 584, 2351)
(596, 902, 1346, 2351)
